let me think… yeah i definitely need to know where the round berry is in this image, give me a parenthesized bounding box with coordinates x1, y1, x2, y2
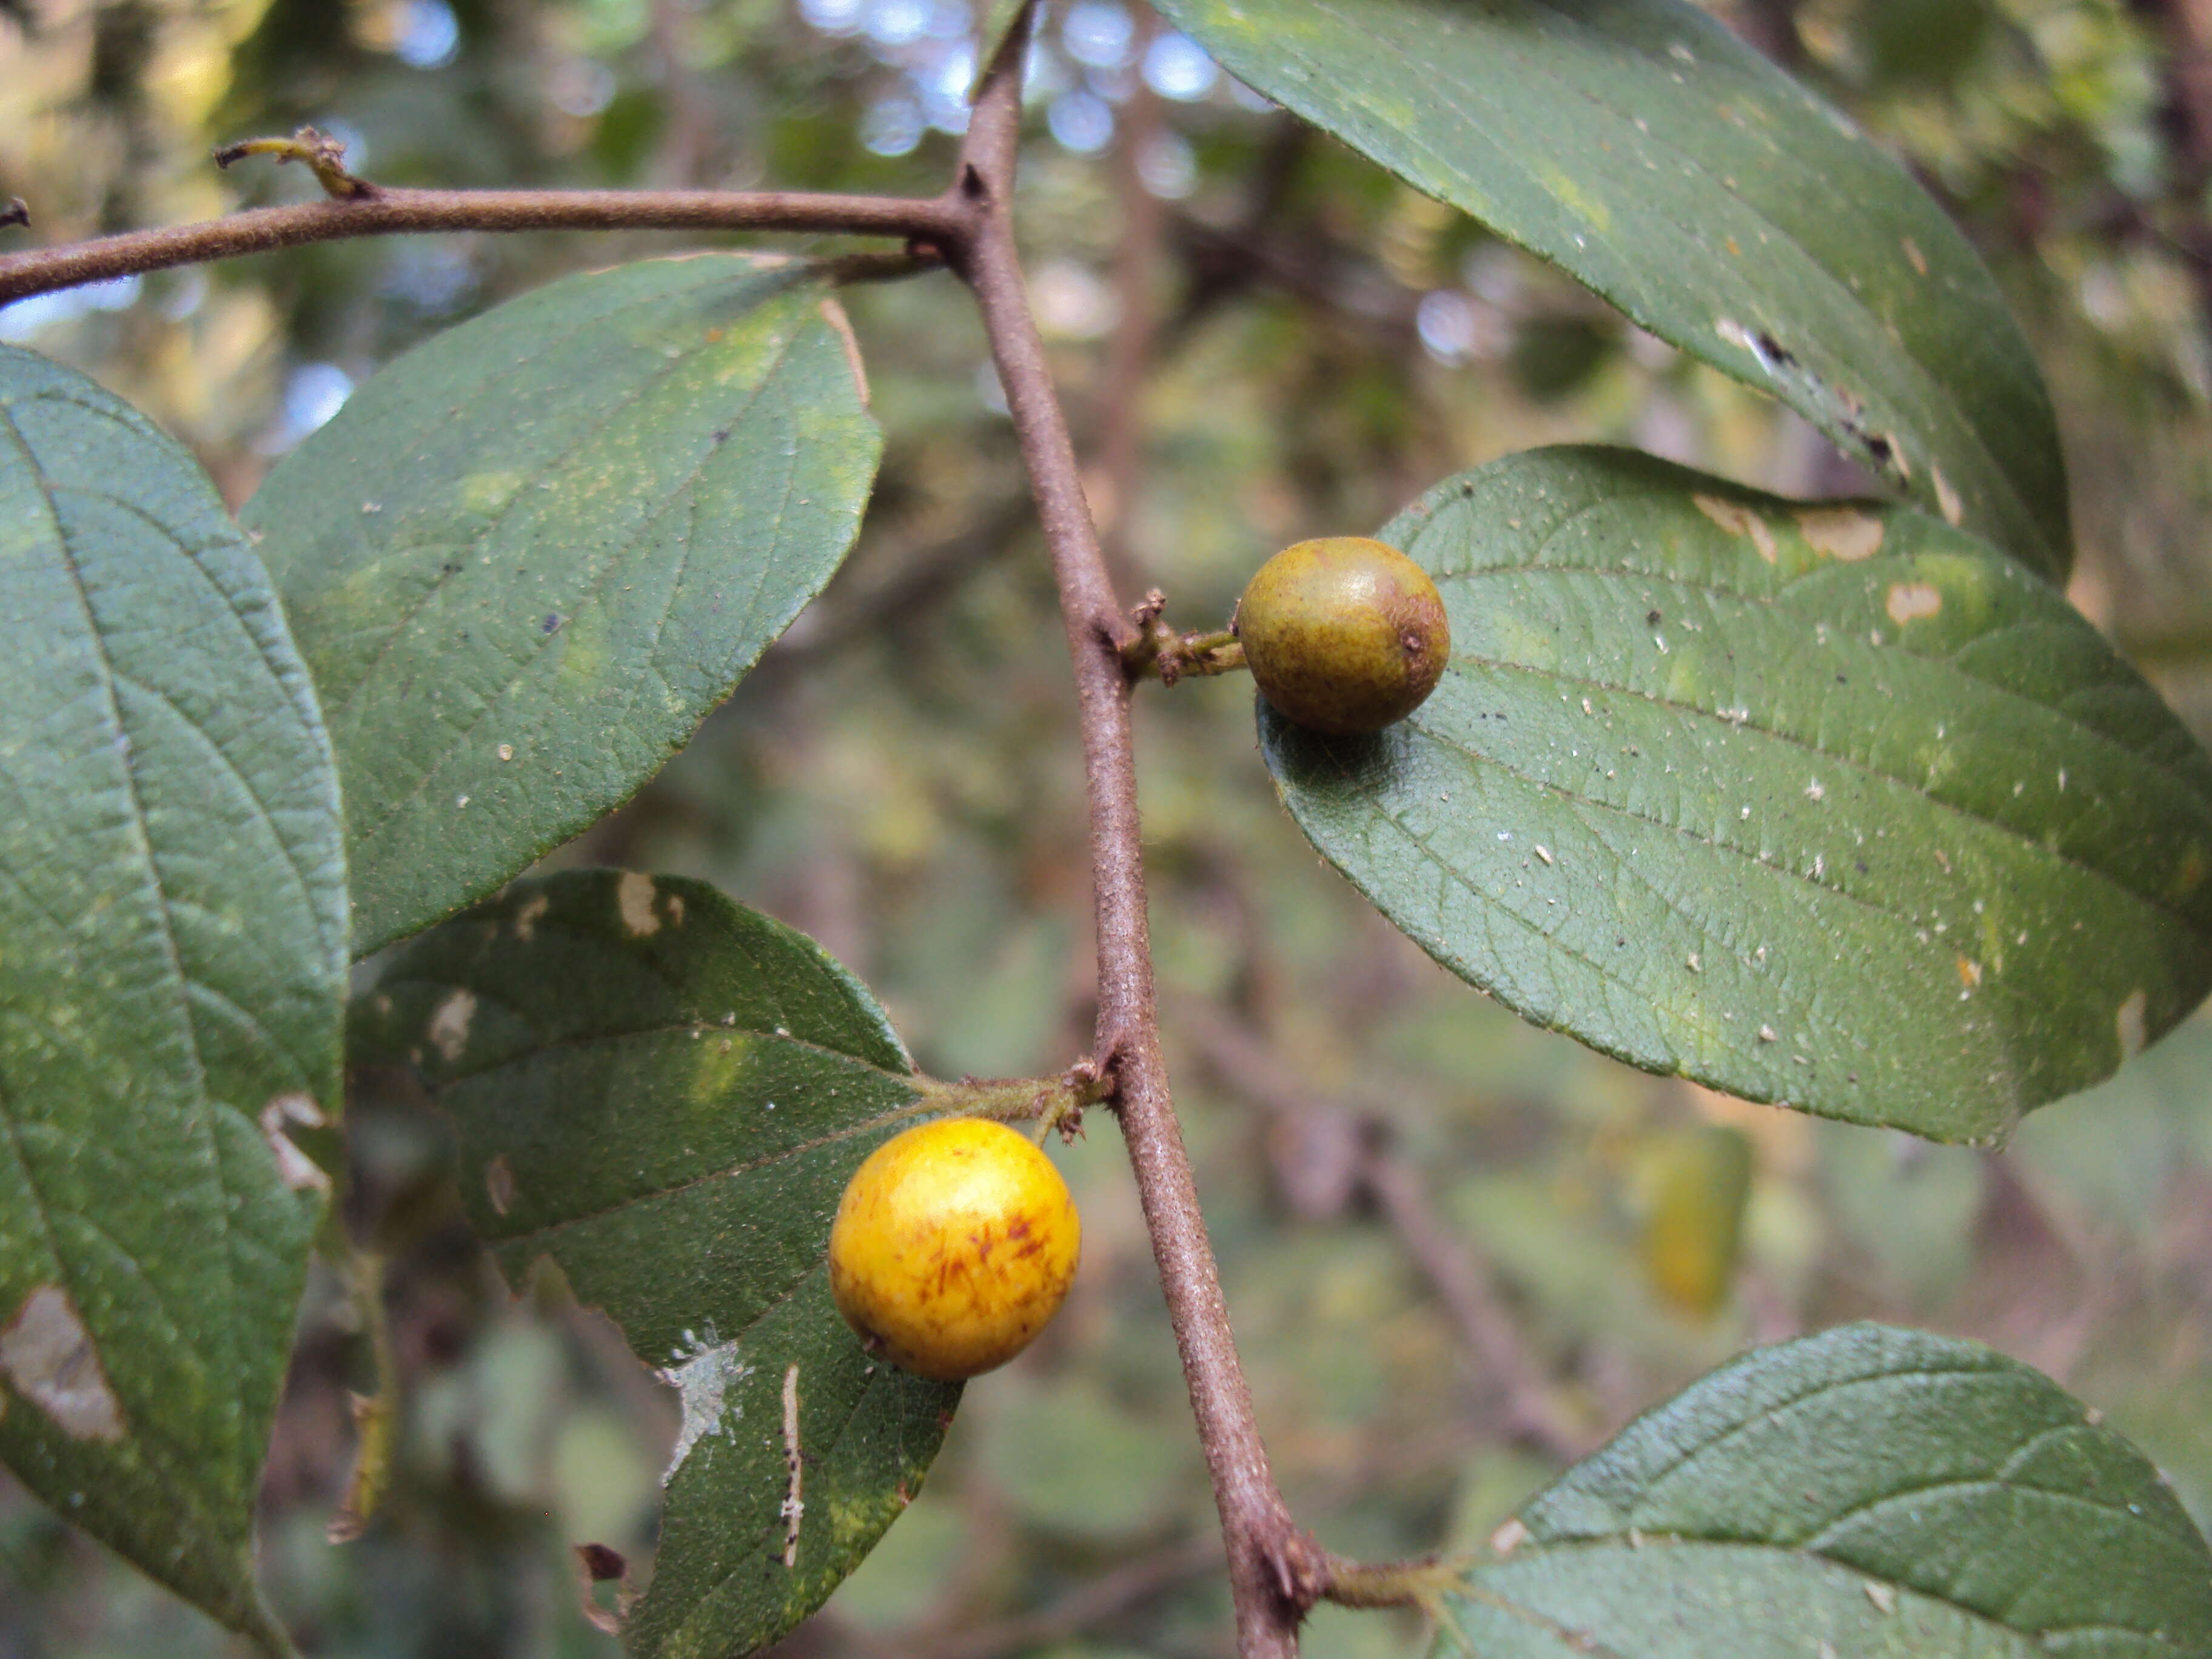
(1236, 537, 1450, 734)
(828, 1117, 1080, 1381)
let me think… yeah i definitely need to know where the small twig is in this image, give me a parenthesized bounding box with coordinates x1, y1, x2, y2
(1122, 589, 1248, 685)
(1318, 1549, 1463, 1612)
(215, 126, 377, 199)
(326, 1251, 400, 1543)
(1362, 1151, 1593, 1463)
(953, 11, 1319, 1655)
(0, 185, 967, 306)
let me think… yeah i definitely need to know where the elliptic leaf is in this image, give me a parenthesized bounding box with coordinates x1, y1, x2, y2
(1151, 0, 2070, 578)
(246, 254, 881, 956)
(1436, 1323, 2212, 1657)
(354, 871, 958, 1659)
(0, 345, 346, 1649)
(1261, 447, 2212, 1141)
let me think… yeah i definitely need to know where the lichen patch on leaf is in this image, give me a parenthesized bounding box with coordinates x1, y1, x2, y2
(658, 1333, 752, 1484)
(0, 1286, 125, 1443)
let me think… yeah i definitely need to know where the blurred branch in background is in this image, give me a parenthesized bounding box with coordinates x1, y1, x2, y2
(1184, 1005, 1594, 1464)
(1094, 4, 1163, 591)
(897, 1535, 1222, 1659)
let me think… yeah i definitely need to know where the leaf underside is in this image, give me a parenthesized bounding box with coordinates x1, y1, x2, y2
(246, 253, 882, 957)
(1262, 447, 2212, 1142)
(0, 344, 346, 1647)
(1153, 0, 2071, 578)
(1437, 1322, 2212, 1657)
(354, 871, 958, 1659)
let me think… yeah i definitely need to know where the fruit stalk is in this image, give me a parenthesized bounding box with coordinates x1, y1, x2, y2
(953, 21, 1318, 1658)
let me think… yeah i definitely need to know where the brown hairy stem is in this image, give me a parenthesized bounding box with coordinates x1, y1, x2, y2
(951, 16, 1318, 1657)
(0, 185, 965, 305)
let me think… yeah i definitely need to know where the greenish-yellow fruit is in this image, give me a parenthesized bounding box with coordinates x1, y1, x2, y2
(829, 1118, 1081, 1381)
(1236, 537, 1450, 734)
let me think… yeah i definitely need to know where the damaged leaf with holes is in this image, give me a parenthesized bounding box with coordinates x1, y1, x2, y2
(244, 252, 882, 958)
(351, 870, 960, 1658)
(1153, 0, 2071, 579)
(1262, 447, 2212, 1142)
(1435, 1322, 2212, 1657)
(0, 346, 347, 1652)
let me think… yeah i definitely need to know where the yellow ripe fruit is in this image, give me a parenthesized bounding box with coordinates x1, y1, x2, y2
(1236, 537, 1450, 735)
(828, 1117, 1081, 1381)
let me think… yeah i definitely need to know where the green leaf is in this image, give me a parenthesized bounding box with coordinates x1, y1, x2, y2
(245, 254, 882, 957)
(353, 871, 959, 1659)
(1150, 0, 2070, 578)
(0, 345, 346, 1650)
(1261, 447, 2212, 1142)
(1435, 1322, 2212, 1657)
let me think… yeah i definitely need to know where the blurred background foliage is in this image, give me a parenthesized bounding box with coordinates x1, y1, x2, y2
(5, 0, 2212, 1654)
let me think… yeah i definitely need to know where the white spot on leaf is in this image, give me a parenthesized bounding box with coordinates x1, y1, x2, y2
(1490, 1517, 1527, 1557)
(485, 1155, 516, 1218)
(259, 1093, 330, 1193)
(1, 1287, 124, 1442)
(617, 872, 662, 937)
(1795, 507, 1884, 563)
(1931, 466, 1963, 527)
(658, 1335, 751, 1484)
(514, 892, 551, 942)
(2118, 989, 2148, 1059)
(819, 298, 869, 409)
(428, 988, 476, 1064)
(1885, 583, 1941, 624)
(780, 1363, 804, 1568)
(1693, 493, 1777, 562)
